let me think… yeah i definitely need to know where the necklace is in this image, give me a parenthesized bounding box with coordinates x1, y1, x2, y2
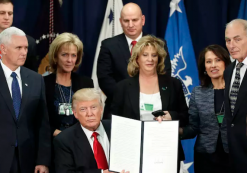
(57, 82, 72, 116)
(58, 83, 72, 104)
(213, 85, 225, 90)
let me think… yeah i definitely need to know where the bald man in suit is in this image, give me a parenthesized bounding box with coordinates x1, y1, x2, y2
(97, 3, 171, 119)
(224, 19, 247, 172)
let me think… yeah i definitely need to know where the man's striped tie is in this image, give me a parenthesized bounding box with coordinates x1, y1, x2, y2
(229, 62, 244, 114)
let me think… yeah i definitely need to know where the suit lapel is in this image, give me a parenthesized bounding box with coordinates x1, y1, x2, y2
(128, 75, 171, 119)
(71, 72, 79, 91)
(75, 123, 98, 167)
(118, 33, 131, 65)
(0, 64, 16, 120)
(128, 76, 140, 120)
(204, 86, 217, 122)
(117, 33, 148, 66)
(18, 67, 30, 121)
(47, 73, 56, 95)
(102, 120, 111, 142)
(224, 62, 235, 117)
(158, 75, 171, 110)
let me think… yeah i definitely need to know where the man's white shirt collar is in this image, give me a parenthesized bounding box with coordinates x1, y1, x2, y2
(125, 32, 143, 50)
(81, 122, 109, 173)
(0, 60, 21, 80)
(229, 57, 247, 97)
(235, 57, 247, 67)
(81, 122, 106, 141)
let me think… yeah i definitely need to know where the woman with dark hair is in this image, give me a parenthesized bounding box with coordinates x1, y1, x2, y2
(180, 45, 231, 173)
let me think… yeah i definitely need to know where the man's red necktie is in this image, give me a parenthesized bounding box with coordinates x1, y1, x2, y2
(130, 40, 137, 55)
(92, 132, 108, 170)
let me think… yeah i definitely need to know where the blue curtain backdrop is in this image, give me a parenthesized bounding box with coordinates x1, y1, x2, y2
(12, 0, 241, 77)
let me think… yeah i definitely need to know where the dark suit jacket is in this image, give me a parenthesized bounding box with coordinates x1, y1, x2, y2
(44, 72, 94, 135)
(224, 61, 247, 173)
(111, 74, 188, 161)
(24, 35, 37, 71)
(0, 65, 51, 173)
(97, 33, 171, 119)
(181, 86, 228, 153)
(54, 121, 111, 173)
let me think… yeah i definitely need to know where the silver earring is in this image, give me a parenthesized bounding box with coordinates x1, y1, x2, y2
(204, 71, 207, 75)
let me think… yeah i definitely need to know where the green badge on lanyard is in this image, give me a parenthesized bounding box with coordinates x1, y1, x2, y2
(216, 114, 224, 124)
(144, 103, 153, 111)
(216, 101, 224, 124)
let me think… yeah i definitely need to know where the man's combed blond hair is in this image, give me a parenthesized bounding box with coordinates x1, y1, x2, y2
(49, 32, 83, 72)
(127, 35, 167, 77)
(72, 88, 103, 109)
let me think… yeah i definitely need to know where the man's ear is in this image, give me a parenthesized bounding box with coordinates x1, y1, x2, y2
(119, 17, 123, 28)
(142, 15, 145, 26)
(0, 44, 7, 55)
(73, 110, 78, 119)
(99, 105, 103, 115)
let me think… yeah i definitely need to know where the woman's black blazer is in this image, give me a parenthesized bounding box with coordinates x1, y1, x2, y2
(111, 74, 189, 161)
(44, 72, 94, 135)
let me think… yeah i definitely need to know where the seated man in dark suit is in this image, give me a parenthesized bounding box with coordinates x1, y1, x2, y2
(54, 88, 129, 173)
(97, 3, 171, 119)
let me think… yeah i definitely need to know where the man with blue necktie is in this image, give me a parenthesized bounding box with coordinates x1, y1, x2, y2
(0, 27, 50, 173)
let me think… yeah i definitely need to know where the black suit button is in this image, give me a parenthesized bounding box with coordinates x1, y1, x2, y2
(231, 124, 234, 127)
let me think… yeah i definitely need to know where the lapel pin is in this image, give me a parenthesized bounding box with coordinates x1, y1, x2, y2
(162, 87, 167, 90)
(25, 83, 28, 86)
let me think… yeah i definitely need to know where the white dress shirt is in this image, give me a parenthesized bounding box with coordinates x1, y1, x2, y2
(0, 61, 22, 97)
(140, 92, 162, 121)
(81, 122, 110, 171)
(125, 32, 143, 52)
(229, 58, 247, 95)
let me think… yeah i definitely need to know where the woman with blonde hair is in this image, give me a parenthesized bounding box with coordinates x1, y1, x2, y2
(111, 35, 188, 172)
(44, 33, 93, 137)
